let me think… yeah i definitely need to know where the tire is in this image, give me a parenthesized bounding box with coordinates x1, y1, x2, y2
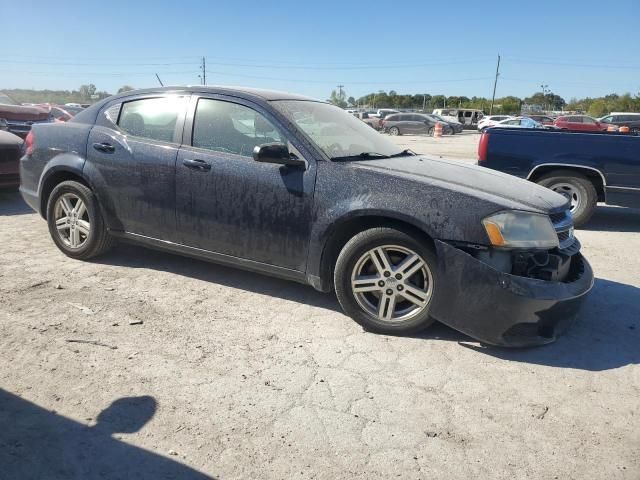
(428, 127, 435, 136)
(46, 180, 115, 260)
(388, 126, 400, 136)
(631, 127, 639, 135)
(537, 171, 597, 227)
(334, 227, 438, 335)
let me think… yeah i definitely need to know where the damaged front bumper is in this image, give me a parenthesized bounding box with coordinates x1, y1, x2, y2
(429, 240, 594, 347)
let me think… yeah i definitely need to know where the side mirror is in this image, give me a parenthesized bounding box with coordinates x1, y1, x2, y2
(253, 143, 306, 168)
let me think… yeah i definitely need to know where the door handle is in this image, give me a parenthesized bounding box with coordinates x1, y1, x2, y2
(92, 142, 115, 153)
(183, 158, 212, 171)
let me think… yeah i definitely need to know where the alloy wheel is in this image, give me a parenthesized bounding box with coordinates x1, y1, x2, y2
(54, 193, 91, 248)
(350, 245, 433, 323)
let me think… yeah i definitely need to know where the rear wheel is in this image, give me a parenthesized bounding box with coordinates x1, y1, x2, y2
(537, 171, 597, 227)
(427, 127, 435, 136)
(334, 228, 437, 335)
(388, 126, 400, 136)
(46, 180, 115, 259)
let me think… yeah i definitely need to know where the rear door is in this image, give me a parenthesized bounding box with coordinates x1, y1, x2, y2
(174, 95, 317, 271)
(85, 94, 188, 240)
(567, 116, 584, 130)
(582, 116, 601, 131)
(403, 115, 421, 134)
(394, 114, 414, 133)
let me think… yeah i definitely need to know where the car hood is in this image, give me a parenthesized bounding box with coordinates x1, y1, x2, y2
(0, 104, 50, 121)
(353, 155, 568, 214)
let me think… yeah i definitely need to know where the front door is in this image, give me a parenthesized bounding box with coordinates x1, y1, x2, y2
(175, 96, 317, 272)
(85, 95, 188, 240)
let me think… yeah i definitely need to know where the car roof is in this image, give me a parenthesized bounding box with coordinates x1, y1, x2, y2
(109, 85, 319, 103)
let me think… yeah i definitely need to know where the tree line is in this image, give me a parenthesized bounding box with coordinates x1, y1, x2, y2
(328, 88, 640, 116)
(1, 85, 135, 105)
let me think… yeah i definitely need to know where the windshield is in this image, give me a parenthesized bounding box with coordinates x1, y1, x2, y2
(0, 93, 19, 106)
(273, 100, 407, 160)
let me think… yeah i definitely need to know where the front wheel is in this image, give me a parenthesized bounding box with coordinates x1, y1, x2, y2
(47, 180, 115, 259)
(537, 171, 597, 227)
(334, 228, 437, 335)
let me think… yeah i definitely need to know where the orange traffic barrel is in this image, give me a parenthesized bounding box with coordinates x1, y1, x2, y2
(619, 126, 630, 133)
(607, 125, 617, 132)
(434, 122, 443, 137)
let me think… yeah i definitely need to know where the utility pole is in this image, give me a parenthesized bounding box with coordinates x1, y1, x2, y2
(200, 56, 207, 85)
(422, 94, 426, 111)
(337, 84, 344, 101)
(155, 73, 164, 87)
(490, 54, 501, 115)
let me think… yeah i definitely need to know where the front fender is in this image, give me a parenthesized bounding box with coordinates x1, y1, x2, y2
(305, 201, 441, 291)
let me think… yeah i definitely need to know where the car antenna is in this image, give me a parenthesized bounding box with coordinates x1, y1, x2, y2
(155, 73, 164, 87)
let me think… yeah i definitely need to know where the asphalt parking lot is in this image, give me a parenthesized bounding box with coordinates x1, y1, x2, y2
(1, 133, 639, 479)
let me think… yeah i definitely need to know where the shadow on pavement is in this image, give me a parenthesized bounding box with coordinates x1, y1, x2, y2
(0, 389, 214, 479)
(580, 205, 640, 233)
(95, 242, 344, 314)
(95, 245, 640, 369)
(0, 189, 33, 216)
(464, 278, 640, 371)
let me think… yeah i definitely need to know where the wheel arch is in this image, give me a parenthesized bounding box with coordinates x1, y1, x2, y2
(313, 213, 436, 292)
(39, 167, 93, 220)
(527, 164, 606, 202)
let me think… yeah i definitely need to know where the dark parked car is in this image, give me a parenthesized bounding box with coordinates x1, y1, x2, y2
(0, 92, 52, 138)
(20, 86, 593, 347)
(526, 115, 555, 126)
(425, 114, 463, 133)
(382, 113, 453, 136)
(478, 128, 640, 226)
(598, 113, 640, 134)
(0, 130, 23, 189)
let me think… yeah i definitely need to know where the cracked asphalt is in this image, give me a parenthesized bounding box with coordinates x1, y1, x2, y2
(0, 135, 638, 479)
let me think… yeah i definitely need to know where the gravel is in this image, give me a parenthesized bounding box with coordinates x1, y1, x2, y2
(1, 135, 638, 479)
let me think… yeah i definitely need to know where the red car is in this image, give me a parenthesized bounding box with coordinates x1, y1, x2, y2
(0, 130, 23, 189)
(553, 115, 607, 132)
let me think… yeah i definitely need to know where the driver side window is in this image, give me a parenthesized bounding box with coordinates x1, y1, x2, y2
(192, 99, 283, 157)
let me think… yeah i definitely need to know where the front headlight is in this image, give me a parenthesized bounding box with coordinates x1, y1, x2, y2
(482, 211, 558, 249)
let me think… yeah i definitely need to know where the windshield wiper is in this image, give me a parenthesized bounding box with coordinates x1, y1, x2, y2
(331, 149, 416, 162)
(389, 149, 415, 157)
(331, 152, 390, 161)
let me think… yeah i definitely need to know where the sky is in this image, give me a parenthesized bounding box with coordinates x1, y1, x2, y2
(1, 0, 639, 101)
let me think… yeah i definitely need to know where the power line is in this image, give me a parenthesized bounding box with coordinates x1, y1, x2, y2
(505, 57, 640, 70)
(0, 58, 493, 70)
(204, 70, 493, 85)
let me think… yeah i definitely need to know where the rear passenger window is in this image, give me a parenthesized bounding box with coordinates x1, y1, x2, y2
(192, 99, 283, 157)
(118, 97, 187, 142)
